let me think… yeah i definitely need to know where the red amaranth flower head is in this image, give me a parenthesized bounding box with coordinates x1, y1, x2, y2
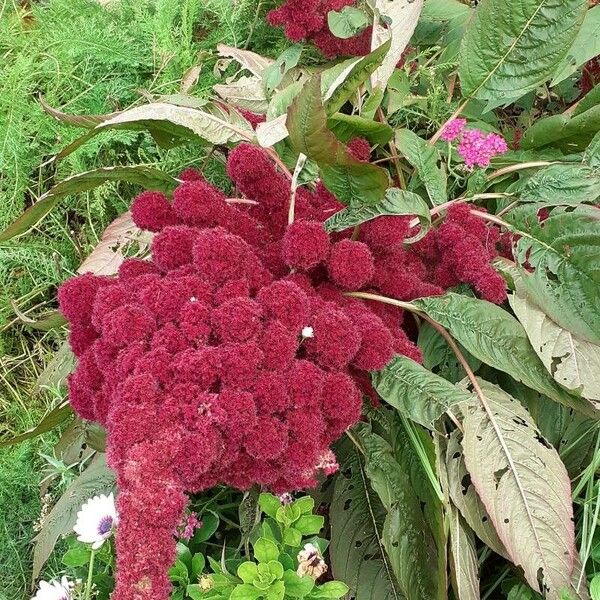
(172, 180, 227, 227)
(212, 297, 263, 342)
(283, 220, 330, 270)
(360, 216, 411, 251)
(310, 308, 361, 369)
(151, 226, 199, 272)
(131, 191, 178, 232)
(327, 239, 374, 289)
(258, 280, 310, 331)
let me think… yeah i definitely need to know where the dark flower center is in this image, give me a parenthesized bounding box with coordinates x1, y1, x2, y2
(97, 515, 114, 536)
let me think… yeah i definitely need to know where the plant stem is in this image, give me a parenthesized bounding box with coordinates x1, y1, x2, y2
(84, 549, 96, 600)
(488, 160, 554, 180)
(429, 98, 469, 146)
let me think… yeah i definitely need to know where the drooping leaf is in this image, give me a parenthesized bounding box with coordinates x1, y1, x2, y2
(503, 204, 600, 346)
(448, 505, 480, 600)
(413, 293, 599, 418)
(584, 130, 600, 168)
(355, 423, 445, 600)
(328, 441, 403, 600)
(459, 0, 588, 110)
(324, 187, 430, 240)
(509, 287, 600, 404)
(40, 94, 117, 128)
(327, 113, 394, 145)
(287, 75, 389, 206)
(214, 75, 269, 113)
(327, 6, 370, 39)
(32, 454, 115, 581)
(552, 5, 600, 86)
(371, 355, 473, 431)
(323, 40, 391, 115)
(575, 84, 600, 116)
(461, 379, 575, 599)
(256, 115, 289, 148)
(0, 166, 177, 242)
(370, 0, 425, 91)
(216, 44, 274, 78)
(506, 163, 600, 205)
(34, 342, 75, 394)
(263, 45, 304, 92)
(395, 129, 447, 206)
(77, 212, 153, 276)
(0, 402, 72, 447)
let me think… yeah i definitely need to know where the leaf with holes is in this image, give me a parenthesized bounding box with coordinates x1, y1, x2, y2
(504, 204, 600, 346)
(328, 441, 403, 600)
(0, 166, 176, 242)
(459, 0, 588, 110)
(287, 76, 389, 206)
(214, 75, 269, 113)
(328, 6, 370, 39)
(324, 187, 430, 240)
(371, 355, 473, 431)
(414, 293, 598, 418)
(217, 44, 274, 78)
(395, 129, 447, 206)
(461, 379, 575, 599)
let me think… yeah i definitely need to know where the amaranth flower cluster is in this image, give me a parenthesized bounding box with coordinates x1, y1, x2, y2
(59, 140, 506, 600)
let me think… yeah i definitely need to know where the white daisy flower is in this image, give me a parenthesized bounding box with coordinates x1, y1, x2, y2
(31, 576, 72, 600)
(73, 492, 118, 549)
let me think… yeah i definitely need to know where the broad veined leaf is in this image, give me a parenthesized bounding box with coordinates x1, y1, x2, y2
(355, 423, 445, 600)
(327, 6, 370, 39)
(509, 286, 600, 404)
(327, 113, 394, 145)
(324, 187, 430, 240)
(371, 355, 473, 431)
(255, 115, 289, 148)
(328, 441, 404, 600)
(370, 0, 425, 91)
(287, 76, 389, 206)
(78, 211, 152, 276)
(263, 45, 304, 92)
(0, 166, 177, 242)
(395, 129, 447, 205)
(0, 401, 72, 447)
(461, 379, 575, 599)
(413, 293, 599, 418)
(448, 505, 480, 600)
(40, 94, 117, 127)
(552, 5, 600, 86)
(444, 431, 508, 559)
(323, 40, 391, 115)
(216, 44, 274, 78)
(459, 0, 588, 110)
(32, 454, 115, 581)
(584, 130, 600, 168)
(214, 75, 269, 113)
(575, 84, 600, 116)
(504, 204, 600, 346)
(506, 163, 600, 205)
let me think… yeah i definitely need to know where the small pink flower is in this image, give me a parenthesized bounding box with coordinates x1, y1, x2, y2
(441, 118, 467, 142)
(456, 129, 508, 169)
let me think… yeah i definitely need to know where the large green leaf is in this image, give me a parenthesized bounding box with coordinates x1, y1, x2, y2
(0, 166, 177, 242)
(355, 423, 445, 600)
(509, 287, 600, 405)
(459, 0, 588, 109)
(329, 441, 404, 600)
(413, 293, 599, 418)
(448, 506, 480, 600)
(0, 402, 72, 447)
(504, 204, 600, 345)
(287, 76, 389, 206)
(371, 355, 473, 431)
(327, 6, 370, 39)
(506, 163, 600, 205)
(584, 130, 600, 168)
(461, 379, 576, 599)
(394, 129, 447, 206)
(327, 113, 394, 146)
(552, 5, 600, 86)
(323, 187, 430, 240)
(32, 454, 115, 581)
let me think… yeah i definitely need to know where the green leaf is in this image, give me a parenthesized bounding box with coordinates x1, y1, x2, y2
(0, 401, 72, 447)
(327, 113, 394, 146)
(584, 130, 600, 168)
(32, 454, 115, 581)
(503, 204, 600, 346)
(169, 559, 190, 585)
(323, 187, 430, 241)
(552, 5, 600, 86)
(265, 581, 285, 600)
(322, 41, 391, 115)
(176, 542, 193, 571)
(448, 506, 480, 600)
(193, 512, 220, 543)
(263, 45, 304, 92)
(395, 129, 447, 205)
(267, 560, 284, 581)
(509, 285, 600, 404)
(282, 527, 302, 548)
(282, 571, 314, 598)
(575, 83, 600, 116)
(311, 581, 350, 599)
(287, 75, 389, 206)
(231, 583, 265, 600)
(414, 293, 599, 418)
(62, 545, 91, 568)
(327, 7, 370, 39)
(254, 538, 280, 564)
(590, 574, 600, 600)
(259, 493, 282, 520)
(371, 355, 473, 431)
(191, 553, 206, 580)
(459, 0, 588, 109)
(293, 496, 314, 515)
(329, 441, 403, 600)
(294, 515, 324, 536)
(507, 164, 600, 205)
(0, 166, 177, 242)
(238, 562, 259, 584)
(461, 379, 576, 598)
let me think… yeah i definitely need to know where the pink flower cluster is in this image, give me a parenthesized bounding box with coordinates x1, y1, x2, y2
(441, 119, 508, 168)
(267, 0, 371, 58)
(59, 136, 506, 599)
